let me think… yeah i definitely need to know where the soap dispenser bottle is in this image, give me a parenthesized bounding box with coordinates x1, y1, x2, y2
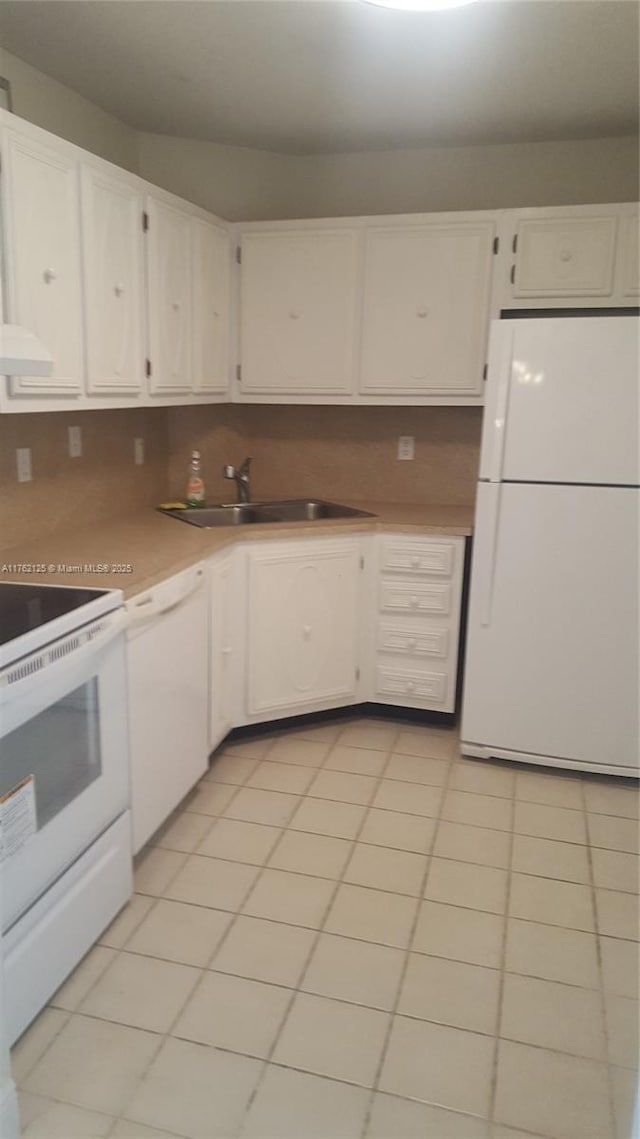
(186, 450, 205, 507)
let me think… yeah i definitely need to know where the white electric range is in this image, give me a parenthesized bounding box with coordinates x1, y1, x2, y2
(0, 581, 132, 1044)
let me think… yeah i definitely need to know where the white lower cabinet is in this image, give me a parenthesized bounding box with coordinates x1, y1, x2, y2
(244, 536, 365, 719)
(127, 533, 466, 839)
(209, 549, 237, 750)
(374, 534, 465, 713)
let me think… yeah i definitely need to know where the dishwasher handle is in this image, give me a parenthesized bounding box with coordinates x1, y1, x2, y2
(127, 566, 205, 627)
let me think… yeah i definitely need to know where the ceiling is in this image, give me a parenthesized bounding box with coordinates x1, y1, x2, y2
(0, 1, 637, 154)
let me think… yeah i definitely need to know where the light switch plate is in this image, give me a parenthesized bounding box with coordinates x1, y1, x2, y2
(16, 447, 32, 482)
(397, 435, 415, 461)
(134, 437, 145, 466)
(68, 425, 82, 458)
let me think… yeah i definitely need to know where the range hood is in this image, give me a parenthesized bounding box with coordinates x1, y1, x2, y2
(0, 324, 53, 376)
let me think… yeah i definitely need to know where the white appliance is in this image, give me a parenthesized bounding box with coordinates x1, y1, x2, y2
(127, 563, 209, 853)
(0, 582, 132, 1044)
(461, 315, 639, 777)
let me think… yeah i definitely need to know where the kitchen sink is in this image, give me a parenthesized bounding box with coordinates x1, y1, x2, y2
(158, 499, 374, 528)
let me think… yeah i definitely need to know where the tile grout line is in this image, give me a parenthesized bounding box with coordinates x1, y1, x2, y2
(18, 726, 638, 1136)
(108, 742, 285, 1133)
(584, 778, 619, 1139)
(487, 766, 517, 1130)
(236, 721, 405, 1134)
(360, 735, 459, 1139)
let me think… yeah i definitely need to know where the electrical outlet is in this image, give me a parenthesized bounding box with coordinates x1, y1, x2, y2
(68, 425, 82, 458)
(397, 435, 415, 461)
(16, 447, 32, 483)
(134, 437, 145, 466)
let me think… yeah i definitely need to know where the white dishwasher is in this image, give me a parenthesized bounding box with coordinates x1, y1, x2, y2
(127, 563, 209, 853)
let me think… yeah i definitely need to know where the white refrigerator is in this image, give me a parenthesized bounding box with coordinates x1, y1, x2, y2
(461, 315, 639, 777)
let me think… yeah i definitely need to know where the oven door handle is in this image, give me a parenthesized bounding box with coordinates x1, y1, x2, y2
(0, 608, 128, 708)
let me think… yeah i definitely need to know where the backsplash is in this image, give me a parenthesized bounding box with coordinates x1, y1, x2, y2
(0, 404, 481, 550)
(0, 408, 170, 548)
(167, 405, 483, 507)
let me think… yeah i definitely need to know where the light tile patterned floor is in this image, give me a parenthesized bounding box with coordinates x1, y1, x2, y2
(12, 717, 640, 1139)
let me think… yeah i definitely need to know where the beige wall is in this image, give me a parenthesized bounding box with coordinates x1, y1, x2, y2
(137, 132, 293, 221)
(138, 131, 639, 221)
(284, 135, 640, 219)
(1, 45, 636, 219)
(0, 409, 169, 548)
(0, 47, 138, 171)
(167, 405, 482, 508)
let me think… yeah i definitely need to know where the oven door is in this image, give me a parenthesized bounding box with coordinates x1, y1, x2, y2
(0, 607, 129, 930)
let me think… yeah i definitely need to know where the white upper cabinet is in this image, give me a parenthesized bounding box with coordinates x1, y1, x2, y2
(360, 222, 495, 396)
(192, 217, 230, 394)
(2, 128, 84, 395)
(81, 165, 146, 395)
(512, 214, 617, 297)
(239, 229, 359, 396)
(146, 195, 192, 394)
(501, 205, 639, 309)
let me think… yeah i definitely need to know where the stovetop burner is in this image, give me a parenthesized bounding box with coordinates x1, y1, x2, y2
(0, 582, 110, 647)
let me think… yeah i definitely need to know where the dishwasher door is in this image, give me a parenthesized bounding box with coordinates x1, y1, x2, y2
(126, 564, 208, 853)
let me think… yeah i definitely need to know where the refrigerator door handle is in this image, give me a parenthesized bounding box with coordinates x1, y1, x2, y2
(486, 326, 514, 483)
(478, 485, 502, 627)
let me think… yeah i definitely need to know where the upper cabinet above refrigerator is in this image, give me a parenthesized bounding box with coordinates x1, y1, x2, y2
(480, 316, 639, 487)
(499, 203, 639, 310)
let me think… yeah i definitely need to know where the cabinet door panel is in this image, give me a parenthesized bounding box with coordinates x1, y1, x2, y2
(247, 540, 361, 715)
(210, 552, 235, 749)
(146, 197, 191, 393)
(513, 217, 617, 297)
(192, 218, 230, 394)
(81, 166, 145, 394)
(3, 130, 83, 394)
(360, 224, 493, 396)
(618, 213, 639, 297)
(240, 230, 358, 395)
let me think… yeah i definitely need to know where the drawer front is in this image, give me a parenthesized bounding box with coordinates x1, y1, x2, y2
(381, 539, 455, 577)
(380, 580, 451, 616)
(378, 621, 449, 660)
(376, 664, 448, 705)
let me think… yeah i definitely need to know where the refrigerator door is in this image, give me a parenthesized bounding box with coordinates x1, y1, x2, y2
(461, 481, 639, 773)
(479, 316, 639, 486)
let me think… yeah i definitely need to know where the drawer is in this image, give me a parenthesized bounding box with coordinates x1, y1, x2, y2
(380, 538, 455, 578)
(376, 664, 448, 705)
(378, 621, 449, 660)
(380, 579, 451, 616)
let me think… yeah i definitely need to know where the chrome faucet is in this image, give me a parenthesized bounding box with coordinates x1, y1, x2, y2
(223, 456, 253, 503)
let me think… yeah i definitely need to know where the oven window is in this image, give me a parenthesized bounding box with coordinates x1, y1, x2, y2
(0, 679, 102, 830)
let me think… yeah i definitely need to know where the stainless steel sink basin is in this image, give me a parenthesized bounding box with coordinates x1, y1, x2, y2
(158, 500, 374, 528)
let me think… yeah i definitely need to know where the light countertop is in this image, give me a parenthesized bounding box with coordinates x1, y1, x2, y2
(0, 500, 474, 599)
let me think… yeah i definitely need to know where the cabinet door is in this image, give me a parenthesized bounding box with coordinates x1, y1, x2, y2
(512, 216, 617, 297)
(247, 539, 361, 715)
(360, 224, 494, 396)
(146, 196, 192, 393)
(81, 166, 145, 394)
(240, 230, 358, 395)
(618, 212, 639, 298)
(2, 129, 84, 395)
(192, 217, 230, 394)
(210, 552, 235, 750)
